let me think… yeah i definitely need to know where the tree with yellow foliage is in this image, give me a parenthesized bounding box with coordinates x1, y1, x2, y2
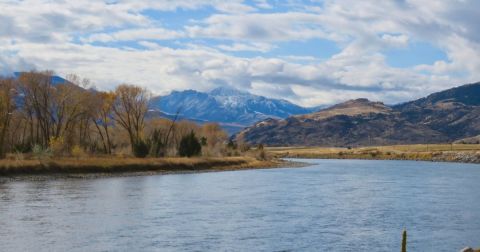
(0, 78, 16, 158)
(112, 84, 150, 156)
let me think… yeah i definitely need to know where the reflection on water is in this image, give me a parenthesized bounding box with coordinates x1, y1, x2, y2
(1, 159, 479, 251)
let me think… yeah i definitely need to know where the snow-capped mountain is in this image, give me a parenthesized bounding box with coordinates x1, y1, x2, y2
(149, 86, 318, 133)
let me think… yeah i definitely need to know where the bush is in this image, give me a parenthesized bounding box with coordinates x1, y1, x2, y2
(14, 142, 32, 153)
(147, 129, 166, 157)
(257, 149, 267, 161)
(49, 136, 66, 157)
(71, 145, 86, 159)
(227, 139, 237, 149)
(200, 137, 207, 146)
(133, 140, 149, 158)
(178, 131, 202, 157)
(240, 144, 250, 152)
(32, 144, 52, 160)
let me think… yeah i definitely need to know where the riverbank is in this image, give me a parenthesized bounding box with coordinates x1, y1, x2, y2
(0, 156, 286, 177)
(267, 144, 480, 164)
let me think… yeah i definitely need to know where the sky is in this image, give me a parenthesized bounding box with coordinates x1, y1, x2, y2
(0, 0, 479, 107)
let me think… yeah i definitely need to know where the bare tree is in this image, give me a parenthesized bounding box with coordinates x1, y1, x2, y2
(112, 84, 150, 153)
(0, 78, 16, 158)
(91, 91, 116, 154)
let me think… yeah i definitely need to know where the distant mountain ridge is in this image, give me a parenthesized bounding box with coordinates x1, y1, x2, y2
(236, 82, 480, 146)
(149, 86, 318, 133)
(13, 72, 68, 85)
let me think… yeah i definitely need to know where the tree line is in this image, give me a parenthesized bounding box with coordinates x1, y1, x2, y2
(0, 71, 235, 159)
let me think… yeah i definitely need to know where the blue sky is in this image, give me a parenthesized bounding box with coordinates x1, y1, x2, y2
(0, 0, 479, 106)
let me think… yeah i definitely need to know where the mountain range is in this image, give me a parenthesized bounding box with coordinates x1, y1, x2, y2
(11, 73, 316, 134)
(13, 72, 479, 146)
(236, 82, 480, 146)
(149, 86, 318, 133)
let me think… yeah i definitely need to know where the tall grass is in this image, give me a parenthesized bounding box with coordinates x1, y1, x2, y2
(267, 144, 480, 163)
(0, 156, 280, 175)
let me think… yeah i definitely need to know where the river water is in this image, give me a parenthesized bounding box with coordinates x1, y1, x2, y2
(1, 159, 479, 251)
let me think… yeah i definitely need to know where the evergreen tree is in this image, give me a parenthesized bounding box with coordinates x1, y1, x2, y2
(133, 139, 149, 158)
(178, 131, 201, 157)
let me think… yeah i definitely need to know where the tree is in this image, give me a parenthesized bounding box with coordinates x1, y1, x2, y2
(132, 139, 149, 158)
(51, 74, 92, 149)
(0, 78, 16, 158)
(91, 91, 116, 154)
(198, 123, 227, 156)
(145, 109, 181, 157)
(201, 123, 227, 148)
(16, 71, 92, 153)
(173, 120, 199, 149)
(17, 71, 56, 147)
(178, 131, 201, 157)
(112, 84, 150, 155)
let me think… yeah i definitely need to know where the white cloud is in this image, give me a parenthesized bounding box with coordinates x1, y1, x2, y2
(185, 12, 336, 42)
(0, 0, 479, 107)
(217, 42, 275, 52)
(83, 28, 184, 43)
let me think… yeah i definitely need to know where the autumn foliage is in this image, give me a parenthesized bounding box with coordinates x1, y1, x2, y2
(0, 71, 236, 159)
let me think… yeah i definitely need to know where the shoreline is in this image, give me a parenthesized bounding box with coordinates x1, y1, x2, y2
(0, 157, 293, 179)
(268, 144, 480, 165)
(281, 154, 480, 164)
(3, 145, 479, 180)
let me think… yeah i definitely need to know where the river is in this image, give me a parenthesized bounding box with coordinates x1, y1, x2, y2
(1, 159, 479, 251)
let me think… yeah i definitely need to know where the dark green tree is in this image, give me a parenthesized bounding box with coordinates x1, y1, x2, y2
(401, 229, 407, 252)
(133, 139, 149, 158)
(178, 131, 202, 157)
(147, 129, 166, 157)
(200, 136, 207, 146)
(227, 139, 237, 149)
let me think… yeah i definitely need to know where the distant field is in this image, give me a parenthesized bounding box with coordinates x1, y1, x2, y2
(268, 144, 480, 153)
(267, 144, 480, 163)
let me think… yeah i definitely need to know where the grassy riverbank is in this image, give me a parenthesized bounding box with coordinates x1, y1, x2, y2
(0, 156, 284, 176)
(267, 144, 480, 164)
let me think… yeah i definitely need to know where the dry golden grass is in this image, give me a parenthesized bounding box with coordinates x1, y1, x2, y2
(0, 156, 282, 175)
(267, 144, 480, 163)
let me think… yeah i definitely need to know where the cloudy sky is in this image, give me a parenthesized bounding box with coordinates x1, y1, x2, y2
(1, 0, 479, 106)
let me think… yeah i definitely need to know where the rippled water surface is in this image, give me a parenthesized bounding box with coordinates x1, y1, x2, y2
(1, 159, 479, 251)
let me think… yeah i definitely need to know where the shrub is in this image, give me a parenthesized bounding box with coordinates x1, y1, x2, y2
(32, 144, 52, 160)
(257, 149, 267, 161)
(133, 140, 149, 158)
(240, 144, 250, 152)
(49, 136, 66, 157)
(13, 142, 32, 153)
(227, 139, 237, 149)
(71, 145, 86, 159)
(200, 137, 207, 146)
(370, 150, 379, 157)
(147, 129, 166, 157)
(178, 131, 202, 157)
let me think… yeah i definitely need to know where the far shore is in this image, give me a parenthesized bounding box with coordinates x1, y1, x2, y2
(2, 143, 479, 178)
(267, 144, 480, 164)
(0, 156, 292, 178)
